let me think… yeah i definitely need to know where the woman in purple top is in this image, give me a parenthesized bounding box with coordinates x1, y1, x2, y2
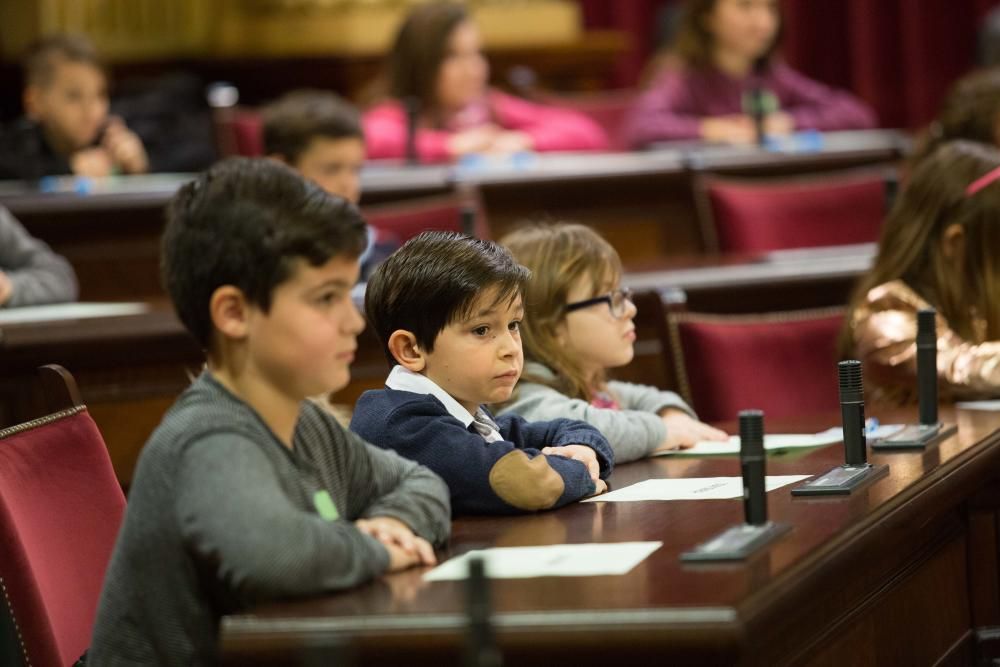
(624, 0, 877, 147)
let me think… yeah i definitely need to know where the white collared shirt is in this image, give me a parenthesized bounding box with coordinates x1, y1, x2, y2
(385, 365, 503, 442)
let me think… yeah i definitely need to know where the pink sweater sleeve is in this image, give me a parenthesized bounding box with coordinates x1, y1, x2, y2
(362, 102, 452, 163)
(773, 64, 878, 132)
(489, 91, 609, 152)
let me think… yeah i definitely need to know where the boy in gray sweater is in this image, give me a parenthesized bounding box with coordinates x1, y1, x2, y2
(88, 158, 451, 666)
(0, 205, 77, 307)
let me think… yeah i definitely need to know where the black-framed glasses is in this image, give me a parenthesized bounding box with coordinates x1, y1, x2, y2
(564, 287, 633, 318)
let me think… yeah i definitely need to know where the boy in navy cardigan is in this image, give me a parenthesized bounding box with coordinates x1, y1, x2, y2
(351, 232, 613, 515)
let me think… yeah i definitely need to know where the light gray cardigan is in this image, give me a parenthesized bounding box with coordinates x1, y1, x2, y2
(498, 361, 695, 463)
(0, 205, 77, 307)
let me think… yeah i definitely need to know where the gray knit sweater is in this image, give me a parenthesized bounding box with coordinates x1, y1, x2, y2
(0, 205, 77, 307)
(89, 372, 451, 666)
(498, 361, 695, 463)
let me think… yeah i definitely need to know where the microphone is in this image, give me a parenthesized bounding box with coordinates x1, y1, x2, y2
(839, 360, 867, 466)
(463, 556, 502, 667)
(460, 204, 477, 238)
(403, 96, 420, 165)
(917, 308, 938, 426)
(749, 58, 767, 146)
(739, 410, 766, 526)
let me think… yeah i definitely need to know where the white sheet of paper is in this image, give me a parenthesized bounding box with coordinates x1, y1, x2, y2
(583, 475, 809, 502)
(657, 431, 843, 457)
(956, 400, 1000, 411)
(0, 302, 148, 325)
(422, 541, 662, 581)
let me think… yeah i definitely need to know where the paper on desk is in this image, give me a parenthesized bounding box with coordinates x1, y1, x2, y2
(656, 431, 844, 457)
(583, 475, 809, 503)
(423, 541, 662, 581)
(0, 302, 148, 325)
(956, 400, 1000, 411)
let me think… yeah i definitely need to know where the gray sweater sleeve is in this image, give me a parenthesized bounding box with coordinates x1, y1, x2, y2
(0, 206, 77, 307)
(498, 381, 668, 463)
(342, 427, 452, 545)
(606, 380, 694, 417)
(175, 433, 391, 603)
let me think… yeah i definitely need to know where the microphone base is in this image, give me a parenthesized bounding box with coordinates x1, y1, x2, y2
(871, 422, 956, 450)
(680, 521, 790, 562)
(791, 463, 889, 496)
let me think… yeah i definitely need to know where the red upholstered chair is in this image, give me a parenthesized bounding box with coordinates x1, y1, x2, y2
(362, 192, 489, 244)
(213, 107, 264, 157)
(667, 307, 847, 422)
(0, 366, 125, 667)
(536, 89, 637, 152)
(695, 169, 891, 253)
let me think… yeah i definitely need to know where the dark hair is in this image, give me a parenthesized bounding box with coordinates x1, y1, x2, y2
(672, 0, 783, 70)
(387, 1, 470, 116)
(162, 157, 368, 348)
(365, 231, 530, 365)
(262, 89, 363, 163)
(22, 33, 104, 87)
(910, 68, 1000, 166)
(840, 140, 1000, 355)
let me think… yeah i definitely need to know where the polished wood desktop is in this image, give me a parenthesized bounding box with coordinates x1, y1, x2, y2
(220, 405, 1000, 667)
(0, 131, 904, 301)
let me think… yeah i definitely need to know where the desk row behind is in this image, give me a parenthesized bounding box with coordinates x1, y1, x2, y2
(0, 130, 904, 302)
(0, 245, 874, 488)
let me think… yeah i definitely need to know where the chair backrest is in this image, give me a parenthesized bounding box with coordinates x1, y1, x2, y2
(213, 106, 264, 158)
(696, 169, 891, 253)
(362, 192, 489, 245)
(537, 89, 637, 152)
(0, 366, 125, 667)
(667, 307, 847, 422)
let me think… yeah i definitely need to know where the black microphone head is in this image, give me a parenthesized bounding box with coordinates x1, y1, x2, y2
(739, 409, 764, 456)
(917, 308, 937, 345)
(460, 205, 477, 238)
(838, 360, 864, 403)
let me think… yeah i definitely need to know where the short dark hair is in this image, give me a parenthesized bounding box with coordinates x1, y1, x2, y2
(262, 90, 363, 163)
(162, 157, 368, 348)
(365, 232, 531, 365)
(22, 33, 103, 87)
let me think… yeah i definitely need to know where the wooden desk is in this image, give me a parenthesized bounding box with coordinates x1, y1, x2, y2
(0, 302, 203, 487)
(220, 405, 1000, 666)
(0, 130, 905, 301)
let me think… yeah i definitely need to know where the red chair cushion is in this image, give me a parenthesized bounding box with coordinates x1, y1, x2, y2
(674, 310, 845, 422)
(706, 175, 885, 253)
(0, 409, 125, 667)
(363, 197, 488, 243)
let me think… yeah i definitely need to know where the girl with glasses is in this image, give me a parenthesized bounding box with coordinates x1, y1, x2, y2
(498, 223, 726, 462)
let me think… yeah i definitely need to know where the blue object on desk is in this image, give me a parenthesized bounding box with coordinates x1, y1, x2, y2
(763, 129, 824, 154)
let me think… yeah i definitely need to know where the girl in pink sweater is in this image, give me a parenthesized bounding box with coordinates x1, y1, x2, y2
(363, 2, 608, 163)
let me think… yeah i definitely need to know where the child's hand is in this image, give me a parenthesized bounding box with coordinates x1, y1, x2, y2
(764, 111, 795, 137)
(102, 116, 149, 174)
(588, 479, 608, 497)
(699, 115, 756, 144)
(356, 516, 437, 571)
(542, 444, 600, 481)
(447, 124, 501, 157)
(487, 130, 533, 155)
(70, 147, 114, 177)
(0, 271, 11, 306)
(656, 409, 728, 452)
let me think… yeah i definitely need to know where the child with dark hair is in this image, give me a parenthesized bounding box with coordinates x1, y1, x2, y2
(909, 68, 1000, 167)
(841, 141, 1000, 403)
(263, 89, 366, 204)
(89, 158, 451, 666)
(623, 0, 875, 147)
(0, 33, 148, 180)
(363, 1, 608, 162)
(350, 232, 613, 516)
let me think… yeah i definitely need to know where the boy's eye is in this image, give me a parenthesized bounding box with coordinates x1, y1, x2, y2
(472, 326, 490, 336)
(316, 291, 342, 305)
(508, 320, 521, 332)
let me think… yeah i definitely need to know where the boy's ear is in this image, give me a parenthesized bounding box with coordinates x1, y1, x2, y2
(209, 285, 252, 341)
(387, 330, 426, 372)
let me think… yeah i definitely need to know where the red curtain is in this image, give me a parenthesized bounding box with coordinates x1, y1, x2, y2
(576, 0, 1000, 128)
